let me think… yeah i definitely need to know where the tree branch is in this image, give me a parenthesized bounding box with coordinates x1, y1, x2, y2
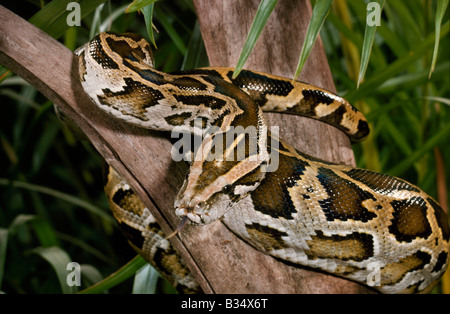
(0, 3, 373, 293)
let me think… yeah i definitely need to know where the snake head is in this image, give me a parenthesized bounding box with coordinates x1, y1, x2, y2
(174, 131, 268, 225)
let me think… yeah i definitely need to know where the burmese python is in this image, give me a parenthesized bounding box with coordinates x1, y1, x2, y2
(75, 32, 449, 294)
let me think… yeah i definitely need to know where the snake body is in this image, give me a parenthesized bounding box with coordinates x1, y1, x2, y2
(76, 32, 449, 294)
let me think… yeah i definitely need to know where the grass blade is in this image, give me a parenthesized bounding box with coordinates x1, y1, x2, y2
(125, 0, 158, 13)
(293, 0, 332, 81)
(388, 122, 450, 176)
(232, 0, 278, 79)
(132, 263, 159, 294)
(0, 179, 114, 224)
(30, 246, 76, 294)
(80, 264, 104, 287)
(357, 0, 385, 88)
(99, 4, 129, 33)
(79, 255, 147, 294)
(345, 20, 450, 102)
(154, 7, 187, 55)
(141, 3, 157, 47)
(181, 20, 209, 70)
(429, 0, 449, 78)
(29, 0, 107, 39)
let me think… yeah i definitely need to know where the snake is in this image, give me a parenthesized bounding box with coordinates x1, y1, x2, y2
(74, 32, 449, 294)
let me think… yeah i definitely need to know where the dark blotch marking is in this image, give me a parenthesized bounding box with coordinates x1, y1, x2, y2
(251, 154, 309, 219)
(245, 223, 289, 251)
(98, 78, 164, 120)
(306, 231, 374, 262)
(344, 168, 420, 194)
(112, 188, 130, 207)
(106, 37, 147, 64)
(78, 50, 87, 81)
(174, 94, 226, 110)
(317, 104, 348, 132)
(227, 70, 294, 106)
(389, 197, 432, 242)
(170, 68, 222, 78)
(170, 76, 208, 91)
(381, 251, 431, 286)
(118, 222, 145, 250)
(317, 167, 377, 222)
(302, 89, 335, 106)
(355, 119, 370, 142)
(432, 252, 449, 273)
(164, 112, 192, 126)
(133, 68, 165, 85)
(427, 197, 450, 241)
(90, 36, 119, 69)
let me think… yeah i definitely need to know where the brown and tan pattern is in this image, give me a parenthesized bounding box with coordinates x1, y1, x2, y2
(77, 32, 449, 294)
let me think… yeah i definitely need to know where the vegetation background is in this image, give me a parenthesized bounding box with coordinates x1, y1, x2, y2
(0, 0, 448, 294)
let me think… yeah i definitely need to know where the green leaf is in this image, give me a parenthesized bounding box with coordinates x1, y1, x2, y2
(293, 0, 333, 81)
(125, 0, 158, 13)
(99, 4, 130, 33)
(154, 7, 187, 55)
(80, 264, 104, 287)
(141, 3, 157, 48)
(29, 0, 108, 39)
(0, 179, 114, 224)
(30, 246, 76, 294)
(345, 20, 450, 103)
(429, 0, 449, 78)
(181, 20, 209, 70)
(232, 0, 278, 79)
(132, 263, 159, 294)
(89, 3, 106, 39)
(377, 61, 450, 94)
(388, 122, 450, 176)
(79, 255, 147, 294)
(357, 0, 385, 88)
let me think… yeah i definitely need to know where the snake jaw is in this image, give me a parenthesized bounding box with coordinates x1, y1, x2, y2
(175, 206, 203, 225)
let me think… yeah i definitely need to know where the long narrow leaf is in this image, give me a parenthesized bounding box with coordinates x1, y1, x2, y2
(154, 7, 187, 55)
(29, 0, 107, 39)
(126, 0, 158, 13)
(80, 264, 104, 287)
(358, 0, 385, 88)
(79, 255, 147, 294)
(182, 20, 209, 70)
(388, 122, 450, 176)
(30, 246, 76, 294)
(99, 4, 129, 33)
(293, 0, 333, 81)
(232, 0, 278, 79)
(0, 179, 114, 224)
(429, 0, 449, 78)
(345, 20, 450, 102)
(132, 264, 159, 294)
(141, 4, 157, 48)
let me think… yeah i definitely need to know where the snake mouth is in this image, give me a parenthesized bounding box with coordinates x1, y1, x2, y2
(166, 207, 206, 239)
(175, 207, 204, 224)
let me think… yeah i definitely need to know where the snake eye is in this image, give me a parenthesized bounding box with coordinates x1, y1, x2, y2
(221, 184, 233, 194)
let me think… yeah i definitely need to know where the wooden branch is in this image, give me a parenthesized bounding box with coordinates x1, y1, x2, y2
(0, 3, 373, 293)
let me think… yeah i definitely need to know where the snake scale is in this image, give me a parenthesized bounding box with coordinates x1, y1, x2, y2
(75, 32, 449, 294)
